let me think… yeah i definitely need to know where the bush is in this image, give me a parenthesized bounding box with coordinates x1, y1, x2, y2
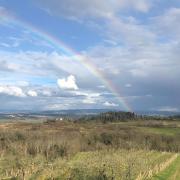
(100, 133, 113, 146)
(44, 143, 68, 160)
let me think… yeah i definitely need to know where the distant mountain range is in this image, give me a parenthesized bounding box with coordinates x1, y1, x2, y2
(0, 109, 179, 117)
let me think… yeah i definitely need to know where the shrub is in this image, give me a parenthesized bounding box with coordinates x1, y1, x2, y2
(100, 133, 113, 146)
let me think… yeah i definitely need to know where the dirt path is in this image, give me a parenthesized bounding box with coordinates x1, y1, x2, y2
(151, 155, 180, 180)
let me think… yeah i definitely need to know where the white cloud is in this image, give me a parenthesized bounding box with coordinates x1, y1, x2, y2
(17, 81, 29, 87)
(0, 51, 90, 77)
(37, 0, 152, 21)
(74, 90, 101, 104)
(83, 93, 100, 104)
(51, 53, 90, 77)
(34, 1, 155, 48)
(103, 101, 119, 107)
(130, 69, 148, 77)
(0, 60, 20, 72)
(83, 98, 96, 104)
(105, 15, 156, 46)
(131, 0, 152, 13)
(57, 75, 79, 90)
(153, 8, 180, 38)
(42, 90, 52, 96)
(0, 43, 10, 48)
(0, 85, 26, 97)
(125, 83, 132, 88)
(156, 106, 179, 112)
(74, 91, 100, 97)
(103, 39, 117, 46)
(44, 103, 69, 110)
(98, 85, 106, 89)
(0, 42, 20, 48)
(27, 90, 38, 97)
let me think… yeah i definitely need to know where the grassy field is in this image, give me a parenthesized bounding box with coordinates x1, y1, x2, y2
(151, 155, 180, 180)
(0, 119, 179, 179)
(140, 127, 180, 136)
(0, 149, 176, 179)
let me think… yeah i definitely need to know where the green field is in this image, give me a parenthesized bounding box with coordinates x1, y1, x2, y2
(141, 127, 180, 136)
(151, 155, 180, 180)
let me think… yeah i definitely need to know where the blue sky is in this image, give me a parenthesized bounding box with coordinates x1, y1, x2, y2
(0, 0, 180, 112)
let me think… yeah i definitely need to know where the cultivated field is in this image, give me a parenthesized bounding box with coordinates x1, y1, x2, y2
(0, 119, 179, 179)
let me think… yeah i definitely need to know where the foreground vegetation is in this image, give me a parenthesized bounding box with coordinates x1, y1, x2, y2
(0, 114, 179, 179)
(152, 155, 180, 180)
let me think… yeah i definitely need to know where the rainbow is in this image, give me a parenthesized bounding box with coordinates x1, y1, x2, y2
(0, 9, 131, 111)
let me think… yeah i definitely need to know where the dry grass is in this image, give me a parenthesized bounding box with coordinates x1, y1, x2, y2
(0, 119, 179, 179)
(0, 149, 176, 179)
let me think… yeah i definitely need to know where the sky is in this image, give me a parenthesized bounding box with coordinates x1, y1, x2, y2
(0, 0, 180, 112)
